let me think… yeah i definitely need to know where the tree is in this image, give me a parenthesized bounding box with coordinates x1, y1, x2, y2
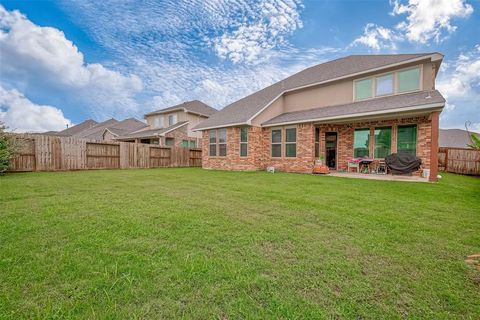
(467, 133, 480, 150)
(0, 122, 19, 174)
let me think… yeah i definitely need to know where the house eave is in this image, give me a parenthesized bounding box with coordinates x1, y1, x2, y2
(192, 122, 250, 132)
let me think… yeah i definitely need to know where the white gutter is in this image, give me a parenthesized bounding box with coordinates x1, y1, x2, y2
(261, 102, 445, 127)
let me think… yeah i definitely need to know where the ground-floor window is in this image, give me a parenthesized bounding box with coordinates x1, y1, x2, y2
(374, 127, 391, 158)
(397, 125, 417, 155)
(354, 128, 370, 157)
(315, 128, 320, 158)
(181, 140, 189, 148)
(140, 139, 151, 144)
(271, 128, 282, 157)
(209, 130, 216, 156)
(285, 127, 296, 157)
(218, 129, 227, 156)
(166, 137, 174, 146)
(189, 140, 197, 148)
(240, 127, 248, 157)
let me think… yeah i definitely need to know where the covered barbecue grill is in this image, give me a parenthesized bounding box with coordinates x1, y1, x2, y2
(385, 153, 422, 174)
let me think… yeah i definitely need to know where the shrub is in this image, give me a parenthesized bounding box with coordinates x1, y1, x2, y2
(0, 122, 19, 174)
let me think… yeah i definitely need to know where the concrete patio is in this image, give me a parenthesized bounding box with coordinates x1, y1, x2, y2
(322, 171, 430, 183)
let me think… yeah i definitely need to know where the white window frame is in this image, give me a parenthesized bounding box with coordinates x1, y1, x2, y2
(271, 127, 282, 158)
(218, 128, 227, 157)
(284, 126, 297, 158)
(209, 130, 216, 157)
(168, 114, 177, 126)
(240, 127, 248, 157)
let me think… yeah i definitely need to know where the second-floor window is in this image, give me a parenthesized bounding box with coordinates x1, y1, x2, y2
(153, 117, 164, 128)
(354, 66, 421, 101)
(168, 114, 177, 126)
(375, 73, 393, 96)
(398, 68, 421, 93)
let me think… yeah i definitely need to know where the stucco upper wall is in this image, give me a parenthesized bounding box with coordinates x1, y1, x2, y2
(250, 59, 437, 125)
(251, 95, 284, 127)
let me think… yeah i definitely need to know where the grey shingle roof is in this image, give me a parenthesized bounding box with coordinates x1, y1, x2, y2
(262, 90, 445, 126)
(75, 119, 119, 140)
(145, 100, 217, 117)
(55, 119, 98, 136)
(439, 129, 479, 148)
(116, 121, 188, 140)
(104, 118, 147, 137)
(193, 53, 440, 130)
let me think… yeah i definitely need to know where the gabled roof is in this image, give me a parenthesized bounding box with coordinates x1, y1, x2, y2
(262, 90, 445, 126)
(145, 100, 217, 117)
(75, 119, 119, 140)
(55, 119, 98, 136)
(103, 118, 147, 137)
(116, 121, 188, 140)
(439, 129, 479, 148)
(193, 53, 443, 130)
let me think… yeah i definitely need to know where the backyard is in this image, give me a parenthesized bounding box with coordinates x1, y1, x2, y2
(0, 168, 479, 319)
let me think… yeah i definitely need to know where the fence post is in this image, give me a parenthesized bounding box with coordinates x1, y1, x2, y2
(444, 148, 449, 172)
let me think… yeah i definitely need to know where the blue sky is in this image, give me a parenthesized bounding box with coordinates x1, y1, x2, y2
(0, 0, 479, 132)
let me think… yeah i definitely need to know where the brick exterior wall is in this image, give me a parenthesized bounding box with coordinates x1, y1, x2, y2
(201, 115, 434, 174)
(318, 116, 432, 174)
(164, 125, 200, 148)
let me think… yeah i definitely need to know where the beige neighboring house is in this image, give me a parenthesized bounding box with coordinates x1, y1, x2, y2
(102, 118, 148, 141)
(116, 100, 217, 147)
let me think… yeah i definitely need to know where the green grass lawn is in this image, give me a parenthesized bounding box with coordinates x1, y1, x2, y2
(0, 169, 479, 319)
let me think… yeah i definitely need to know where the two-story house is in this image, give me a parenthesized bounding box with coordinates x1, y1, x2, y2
(116, 100, 217, 147)
(192, 53, 446, 181)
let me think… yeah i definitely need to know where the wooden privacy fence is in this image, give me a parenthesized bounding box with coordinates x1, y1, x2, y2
(9, 134, 202, 172)
(438, 147, 480, 175)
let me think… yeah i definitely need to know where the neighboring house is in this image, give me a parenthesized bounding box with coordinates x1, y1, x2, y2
(47, 119, 99, 136)
(102, 118, 147, 141)
(43, 118, 147, 142)
(116, 100, 216, 147)
(439, 129, 479, 148)
(193, 53, 446, 181)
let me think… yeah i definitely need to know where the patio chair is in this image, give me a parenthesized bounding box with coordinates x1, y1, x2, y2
(347, 161, 360, 173)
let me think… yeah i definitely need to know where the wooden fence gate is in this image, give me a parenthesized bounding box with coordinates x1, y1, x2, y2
(8, 134, 202, 172)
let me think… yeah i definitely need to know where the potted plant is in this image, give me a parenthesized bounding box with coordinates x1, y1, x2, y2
(316, 155, 325, 165)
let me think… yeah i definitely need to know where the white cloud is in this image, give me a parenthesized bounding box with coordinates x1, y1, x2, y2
(351, 23, 399, 50)
(437, 45, 480, 129)
(0, 5, 143, 119)
(352, 0, 473, 49)
(0, 86, 72, 132)
(437, 45, 480, 98)
(212, 0, 303, 63)
(392, 0, 474, 43)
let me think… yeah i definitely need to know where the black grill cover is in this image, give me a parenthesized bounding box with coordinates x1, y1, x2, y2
(385, 153, 422, 174)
